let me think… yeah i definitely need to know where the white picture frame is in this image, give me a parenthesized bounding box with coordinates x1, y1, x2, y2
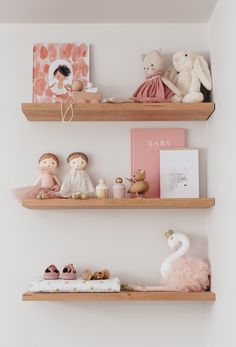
(160, 148, 199, 198)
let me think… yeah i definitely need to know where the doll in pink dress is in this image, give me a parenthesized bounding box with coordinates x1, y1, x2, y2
(132, 50, 181, 103)
(13, 153, 61, 200)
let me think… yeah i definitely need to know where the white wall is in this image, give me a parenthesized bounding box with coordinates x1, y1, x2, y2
(0, 24, 210, 347)
(207, 1, 236, 346)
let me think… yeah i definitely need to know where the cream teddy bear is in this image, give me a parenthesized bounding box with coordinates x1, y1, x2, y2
(165, 51, 212, 103)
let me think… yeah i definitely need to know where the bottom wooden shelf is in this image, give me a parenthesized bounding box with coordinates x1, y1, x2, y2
(22, 290, 216, 302)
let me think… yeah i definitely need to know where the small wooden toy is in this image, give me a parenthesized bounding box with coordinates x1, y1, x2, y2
(125, 169, 150, 198)
(83, 269, 110, 281)
(72, 82, 102, 103)
(71, 80, 84, 92)
(112, 177, 126, 199)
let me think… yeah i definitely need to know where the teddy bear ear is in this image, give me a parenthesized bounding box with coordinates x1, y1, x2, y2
(141, 53, 146, 61)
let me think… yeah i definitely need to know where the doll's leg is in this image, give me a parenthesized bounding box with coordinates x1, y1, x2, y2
(72, 192, 89, 199)
(50, 184, 60, 192)
(36, 188, 47, 199)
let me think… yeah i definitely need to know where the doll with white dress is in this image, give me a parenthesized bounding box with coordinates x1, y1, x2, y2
(57, 152, 95, 199)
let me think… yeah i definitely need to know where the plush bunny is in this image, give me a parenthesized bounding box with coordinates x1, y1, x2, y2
(165, 51, 212, 103)
(132, 50, 181, 103)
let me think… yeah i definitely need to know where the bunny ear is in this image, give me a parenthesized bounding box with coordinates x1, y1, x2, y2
(194, 55, 212, 90)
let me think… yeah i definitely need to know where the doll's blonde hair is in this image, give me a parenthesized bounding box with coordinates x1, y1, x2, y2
(38, 153, 59, 166)
(67, 152, 88, 164)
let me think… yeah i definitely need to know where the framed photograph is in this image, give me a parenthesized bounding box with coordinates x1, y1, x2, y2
(33, 43, 90, 103)
(160, 149, 199, 198)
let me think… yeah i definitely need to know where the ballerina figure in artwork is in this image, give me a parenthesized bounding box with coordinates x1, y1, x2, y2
(56, 152, 95, 199)
(124, 230, 210, 292)
(49, 64, 72, 95)
(13, 153, 61, 200)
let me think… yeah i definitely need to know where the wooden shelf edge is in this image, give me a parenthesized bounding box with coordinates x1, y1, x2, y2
(22, 290, 216, 301)
(22, 198, 215, 210)
(21, 102, 215, 122)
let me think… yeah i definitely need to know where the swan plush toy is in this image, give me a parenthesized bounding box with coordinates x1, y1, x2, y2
(124, 230, 210, 292)
(165, 51, 213, 103)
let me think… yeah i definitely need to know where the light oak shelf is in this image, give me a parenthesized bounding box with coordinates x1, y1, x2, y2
(22, 198, 215, 209)
(22, 290, 216, 301)
(21, 102, 215, 121)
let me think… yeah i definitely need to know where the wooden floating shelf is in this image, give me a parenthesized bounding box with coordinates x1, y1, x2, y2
(22, 198, 215, 210)
(21, 102, 215, 121)
(22, 290, 216, 302)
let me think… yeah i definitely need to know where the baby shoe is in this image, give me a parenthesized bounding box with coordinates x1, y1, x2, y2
(61, 264, 77, 280)
(43, 264, 60, 280)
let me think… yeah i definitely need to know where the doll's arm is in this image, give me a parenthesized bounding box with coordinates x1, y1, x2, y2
(49, 82, 56, 88)
(34, 176, 42, 186)
(64, 83, 72, 91)
(53, 175, 61, 186)
(161, 77, 182, 96)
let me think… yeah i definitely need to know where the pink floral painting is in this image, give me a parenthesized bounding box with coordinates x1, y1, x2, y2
(33, 43, 89, 103)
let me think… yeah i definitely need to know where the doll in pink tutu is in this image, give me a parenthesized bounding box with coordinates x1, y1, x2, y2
(14, 153, 61, 200)
(132, 50, 181, 103)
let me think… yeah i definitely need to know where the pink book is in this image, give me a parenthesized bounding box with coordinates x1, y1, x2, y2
(131, 128, 186, 198)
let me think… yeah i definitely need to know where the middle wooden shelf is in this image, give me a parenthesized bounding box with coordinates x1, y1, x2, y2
(22, 197, 215, 209)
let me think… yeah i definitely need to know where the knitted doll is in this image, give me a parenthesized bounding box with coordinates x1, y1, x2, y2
(13, 153, 61, 200)
(57, 152, 95, 199)
(132, 50, 181, 103)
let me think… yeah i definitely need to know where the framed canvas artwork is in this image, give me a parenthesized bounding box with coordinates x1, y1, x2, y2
(160, 149, 199, 198)
(33, 43, 90, 103)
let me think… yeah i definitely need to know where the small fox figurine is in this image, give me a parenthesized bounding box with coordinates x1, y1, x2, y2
(126, 169, 150, 198)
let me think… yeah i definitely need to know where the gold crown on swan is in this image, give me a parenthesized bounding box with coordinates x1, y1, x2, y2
(165, 229, 174, 239)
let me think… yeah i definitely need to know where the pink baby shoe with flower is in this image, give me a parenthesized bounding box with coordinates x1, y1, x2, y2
(43, 264, 60, 280)
(61, 264, 77, 280)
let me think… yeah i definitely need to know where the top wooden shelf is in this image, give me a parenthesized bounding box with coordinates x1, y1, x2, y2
(21, 102, 215, 121)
